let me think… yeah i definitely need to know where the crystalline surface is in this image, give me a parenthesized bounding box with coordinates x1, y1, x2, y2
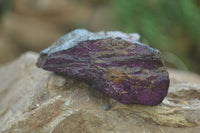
(36, 29, 169, 106)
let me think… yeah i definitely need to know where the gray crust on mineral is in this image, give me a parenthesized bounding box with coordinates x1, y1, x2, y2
(41, 29, 140, 55)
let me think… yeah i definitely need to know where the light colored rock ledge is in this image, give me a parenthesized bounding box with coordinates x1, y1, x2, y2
(0, 52, 200, 133)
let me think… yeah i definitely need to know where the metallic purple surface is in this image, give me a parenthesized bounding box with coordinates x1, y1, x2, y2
(36, 29, 169, 106)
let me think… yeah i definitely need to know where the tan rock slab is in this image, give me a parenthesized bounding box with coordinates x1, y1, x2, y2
(0, 52, 200, 133)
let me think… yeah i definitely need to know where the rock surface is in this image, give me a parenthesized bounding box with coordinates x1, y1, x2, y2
(36, 29, 169, 106)
(0, 52, 200, 133)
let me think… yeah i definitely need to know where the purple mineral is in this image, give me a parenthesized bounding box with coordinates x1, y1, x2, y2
(36, 29, 169, 106)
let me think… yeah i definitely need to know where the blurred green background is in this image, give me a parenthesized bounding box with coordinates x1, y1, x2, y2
(0, 0, 199, 73)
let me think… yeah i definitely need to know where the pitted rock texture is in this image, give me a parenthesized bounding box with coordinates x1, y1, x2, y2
(36, 29, 169, 106)
(0, 52, 200, 133)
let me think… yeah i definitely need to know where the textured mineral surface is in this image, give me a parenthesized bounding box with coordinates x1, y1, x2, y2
(0, 52, 200, 133)
(36, 29, 169, 106)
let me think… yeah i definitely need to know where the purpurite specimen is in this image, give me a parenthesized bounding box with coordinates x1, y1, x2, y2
(36, 29, 169, 106)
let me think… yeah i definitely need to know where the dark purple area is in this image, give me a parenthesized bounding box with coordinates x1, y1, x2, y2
(36, 38, 169, 106)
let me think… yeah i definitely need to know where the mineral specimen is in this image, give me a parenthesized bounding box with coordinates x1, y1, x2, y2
(36, 29, 169, 106)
